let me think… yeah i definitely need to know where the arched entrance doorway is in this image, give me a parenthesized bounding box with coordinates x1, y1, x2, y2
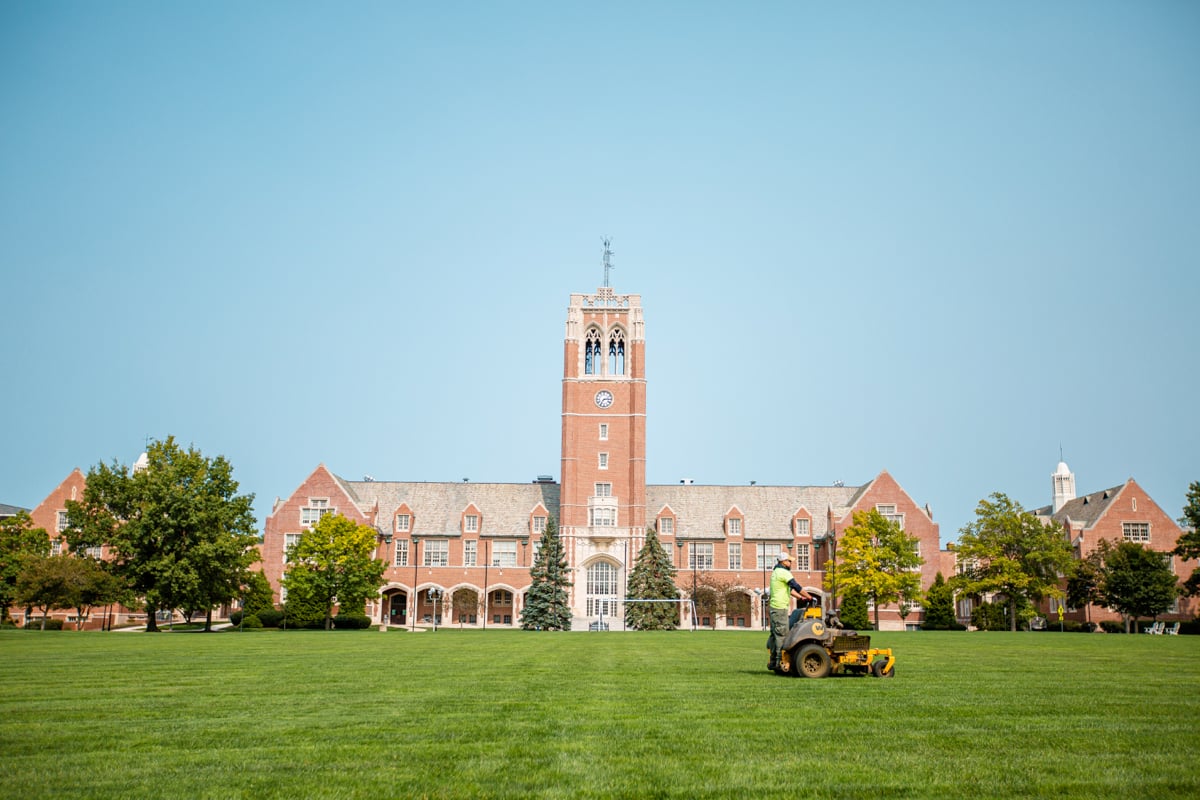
(384, 589, 407, 627)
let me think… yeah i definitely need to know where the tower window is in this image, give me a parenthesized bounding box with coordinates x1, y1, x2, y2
(585, 329, 602, 375)
(608, 330, 626, 375)
(594, 483, 612, 497)
(599, 453, 609, 470)
(599, 424, 608, 441)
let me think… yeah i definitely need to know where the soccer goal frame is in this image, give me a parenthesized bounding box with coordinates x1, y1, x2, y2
(595, 598, 698, 632)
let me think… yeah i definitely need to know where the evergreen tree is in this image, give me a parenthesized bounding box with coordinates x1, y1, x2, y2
(625, 528, 679, 630)
(240, 570, 276, 617)
(1174, 481, 1200, 596)
(521, 516, 572, 630)
(921, 572, 957, 629)
(838, 586, 870, 630)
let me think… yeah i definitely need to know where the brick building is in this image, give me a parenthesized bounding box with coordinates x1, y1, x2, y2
(260, 280, 943, 630)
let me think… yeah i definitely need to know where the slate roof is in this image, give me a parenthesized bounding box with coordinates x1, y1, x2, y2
(326, 476, 861, 542)
(334, 478, 561, 538)
(1032, 482, 1127, 528)
(0, 502, 29, 517)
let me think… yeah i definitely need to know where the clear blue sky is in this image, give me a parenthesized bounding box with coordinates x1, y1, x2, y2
(3, 2, 1197, 544)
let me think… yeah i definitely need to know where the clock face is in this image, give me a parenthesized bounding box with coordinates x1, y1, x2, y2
(594, 390, 614, 409)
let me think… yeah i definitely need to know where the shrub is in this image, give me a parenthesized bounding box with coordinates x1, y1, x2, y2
(35, 618, 64, 630)
(1100, 620, 1125, 633)
(970, 601, 1008, 631)
(921, 622, 967, 631)
(229, 610, 243, 626)
(256, 609, 284, 628)
(333, 613, 372, 630)
(239, 614, 263, 629)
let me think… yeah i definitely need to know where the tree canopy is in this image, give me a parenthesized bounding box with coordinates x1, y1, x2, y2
(1094, 539, 1179, 631)
(827, 508, 923, 630)
(64, 436, 259, 631)
(521, 516, 572, 630)
(625, 527, 679, 630)
(1174, 481, 1200, 596)
(921, 572, 958, 630)
(951, 492, 1074, 631)
(281, 513, 386, 630)
(0, 511, 50, 624)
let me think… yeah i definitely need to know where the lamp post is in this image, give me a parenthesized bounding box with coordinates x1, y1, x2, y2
(411, 535, 420, 632)
(375, 526, 393, 627)
(483, 539, 489, 630)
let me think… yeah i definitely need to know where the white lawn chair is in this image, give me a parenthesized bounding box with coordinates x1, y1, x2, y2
(1144, 621, 1164, 634)
(1165, 622, 1180, 635)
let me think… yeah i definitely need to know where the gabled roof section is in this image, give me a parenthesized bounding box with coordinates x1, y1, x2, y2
(646, 483, 860, 540)
(1037, 482, 1127, 529)
(0, 502, 29, 517)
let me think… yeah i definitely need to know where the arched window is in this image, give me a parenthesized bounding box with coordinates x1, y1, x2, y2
(608, 329, 625, 375)
(586, 561, 620, 618)
(585, 329, 602, 375)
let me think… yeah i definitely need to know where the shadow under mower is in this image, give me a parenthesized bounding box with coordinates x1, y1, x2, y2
(776, 604, 896, 679)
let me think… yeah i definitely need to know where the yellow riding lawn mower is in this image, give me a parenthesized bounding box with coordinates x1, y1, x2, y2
(774, 598, 896, 679)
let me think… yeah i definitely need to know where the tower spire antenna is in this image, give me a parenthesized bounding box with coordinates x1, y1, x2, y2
(602, 237, 614, 288)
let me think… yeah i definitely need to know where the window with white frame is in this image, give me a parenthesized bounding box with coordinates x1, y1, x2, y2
(795, 518, 810, 537)
(727, 518, 741, 537)
(876, 504, 904, 529)
(56, 511, 70, 532)
(85, 546, 102, 559)
(756, 543, 777, 570)
(599, 453, 609, 470)
(51, 540, 63, 556)
(492, 540, 517, 567)
(1123, 522, 1150, 542)
(659, 517, 674, 535)
(423, 539, 449, 567)
(300, 499, 334, 527)
(599, 423, 608, 441)
(394, 539, 409, 567)
(532, 516, 547, 535)
(728, 543, 742, 570)
(690, 542, 714, 570)
(586, 561, 619, 617)
(395, 514, 411, 533)
(464, 540, 477, 567)
(284, 533, 301, 563)
(590, 507, 616, 527)
(594, 483, 612, 497)
(794, 543, 810, 571)
(464, 515, 479, 534)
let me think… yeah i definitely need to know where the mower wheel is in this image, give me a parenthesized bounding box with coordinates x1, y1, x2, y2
(871, 659, 895, 678)
(793, 643, 832, 679)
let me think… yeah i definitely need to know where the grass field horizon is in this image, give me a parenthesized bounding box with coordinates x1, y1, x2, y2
(2, 628, 1197, 799)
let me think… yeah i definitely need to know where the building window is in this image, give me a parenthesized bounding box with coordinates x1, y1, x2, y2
(590, 507, 616, 527)
(595, 483, 612, 497)
(728, 543, 742, 570)
(85, 546, 102, 559)
(56, 511, 69, 533)
(300, 499, 333, 527)
(608, 330, 625, 375)
(423, 539, 449, 567)
(584, 328, 602, 375)
(756, 543, 777, 571)
(51, 540, 63, 556)
(659, 517, 674, 535)
(395, 514, 410, 533)
(599, 424, 608, 441)
(464, 515, 479, 534)
(794, 543, 810, 571)
(690, 542, 714, 570)
(532, 516, 547, 535)
(394, 540, 409, 567)
(492, 540, 517, 567)
(1123, 522, 1150, 543)
(876, 504, 904, 529)
(586, 561, 620, 617)
(284, 533, 301, 563)
(491, 590, 513, 606)
(795, 519, 810, 537)
(727, 518, 741, 537)
(599, 453, 609, 470)
(464, 540, 477, 567)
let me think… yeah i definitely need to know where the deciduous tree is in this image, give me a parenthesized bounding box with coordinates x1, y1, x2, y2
(625, 528, 679, 630)
(65, 437, 259, 631)
(1094, 539, 1179, 632)
(951, 493, 1074, 632)
(521, 516, 572, 630)
(282, 513, 386, 631)
(0, 511, 50, 624)
(1174, 481, 1200, 596)
(828, 509, 923, 630)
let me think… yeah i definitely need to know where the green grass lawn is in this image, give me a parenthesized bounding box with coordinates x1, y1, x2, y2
(1, 628, 1197, 799)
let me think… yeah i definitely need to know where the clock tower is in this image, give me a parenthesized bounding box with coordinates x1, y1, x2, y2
(560, 268, 646, 623)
